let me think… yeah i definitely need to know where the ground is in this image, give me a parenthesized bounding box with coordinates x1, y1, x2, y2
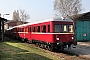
(0, 37, 90, 60)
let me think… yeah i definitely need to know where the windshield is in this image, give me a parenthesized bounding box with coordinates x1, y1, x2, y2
(54, 24, 73, 33)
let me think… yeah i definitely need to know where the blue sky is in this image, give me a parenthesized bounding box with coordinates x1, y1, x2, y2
(0, 0, 90, 22)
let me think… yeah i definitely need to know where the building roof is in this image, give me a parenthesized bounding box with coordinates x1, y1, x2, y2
(68, 12, 90, 20)
(5, 20, 29, 23)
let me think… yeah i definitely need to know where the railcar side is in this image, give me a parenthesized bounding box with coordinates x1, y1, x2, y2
(5, 17, 77, 51)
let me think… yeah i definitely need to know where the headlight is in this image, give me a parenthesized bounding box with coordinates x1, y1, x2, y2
(56, 38, 59, 40)
(72, 37, 74, 39)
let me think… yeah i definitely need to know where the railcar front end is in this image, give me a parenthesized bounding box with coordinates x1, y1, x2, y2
(52, 22, 77, 49)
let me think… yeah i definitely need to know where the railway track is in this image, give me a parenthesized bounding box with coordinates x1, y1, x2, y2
(4, 37, 90, 60)
(22, 42, 90, 60)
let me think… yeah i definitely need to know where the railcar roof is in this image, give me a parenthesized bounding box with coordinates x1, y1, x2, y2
(9, 17, 73, 29)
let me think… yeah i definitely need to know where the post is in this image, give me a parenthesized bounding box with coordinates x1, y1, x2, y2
(0, 20, 1, 40)
(2, 14, 10, 41)
(1, 20, 4, 41)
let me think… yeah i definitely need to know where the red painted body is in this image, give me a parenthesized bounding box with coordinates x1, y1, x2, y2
(5, 18, 76, 50)
(6, 21, 74, 43)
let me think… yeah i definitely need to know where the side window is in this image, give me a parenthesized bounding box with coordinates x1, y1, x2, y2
(64, 25, 67, 32)
(37, 26, 40, 32)
(21, 28, 23, 32)
(62, 25, 68, 32)
(33, 27, 35, 32)
(48, 25, 50, 33)
(31, 27, 33, 32)
(20, 28, 22, 32)
(18, 28, 20, 32)
(42, 25, 46, 33)
(32, 27, 35, 32)
(54, 25, 62, 33)
(29, 27, 31, 32)
(17, 28, 18, 32)
(69, 25, 73, 33)
(24, 28, 26, 32)
(26, 27, 28, 32)
(22, 28, 24, 32)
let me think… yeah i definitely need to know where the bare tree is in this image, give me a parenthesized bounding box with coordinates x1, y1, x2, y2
(54, 0, 82, 17)
(19, 9, 30, 22)
(13, 9, 30, 25)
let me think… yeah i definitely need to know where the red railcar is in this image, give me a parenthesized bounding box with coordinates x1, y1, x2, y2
(5, 17, 77, 51)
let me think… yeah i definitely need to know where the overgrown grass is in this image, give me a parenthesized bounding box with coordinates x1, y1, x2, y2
(0, 38, 61, 60)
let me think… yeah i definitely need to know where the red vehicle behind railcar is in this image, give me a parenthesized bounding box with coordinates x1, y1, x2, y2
(5, 17, 77, 51)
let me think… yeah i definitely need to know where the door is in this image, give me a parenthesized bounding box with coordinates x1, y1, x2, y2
(75, 21, 90, 41)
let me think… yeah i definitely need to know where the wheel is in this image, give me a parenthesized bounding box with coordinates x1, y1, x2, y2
(60, 46, 64, 50)
(39, 43, 42, 48)
(42, 44, 45, 49)
(40, 44, 44, 48)
(35, 43, 39, 47)
(44, 45, 48, 50)
(47, 45, 54, 52)
(28, 40, 32, 44)
(22, 38, 25, 42)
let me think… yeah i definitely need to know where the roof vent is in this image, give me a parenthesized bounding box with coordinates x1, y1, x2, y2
(61, 17, 65, 20)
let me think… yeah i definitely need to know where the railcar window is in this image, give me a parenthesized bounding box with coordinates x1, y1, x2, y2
(19, 28, 20, 32)
(20, 28, 22, 32)
(63, 25, 68, 32)
(54, 24, 73, 33)
(31, 27, 33, 32)
(28, 27, 31, 32)
(54, 25, 62, 33)
(18, 28, 20, 32)
(17, 28, 18, 32)
(42, 25, 46, 33)
(26, 28, 28, 32)
(24, 28, 25, 32)
(19, 28, 21, 32)
(33, 27, 35, 32)
(15, 28, 16, 32)
(37, 26, 40, 32)
(21, 28, 23, 32)
(69, 25, 73, 33)
(17, 28, 19, 32)
(48, 25, 50, 33)
(22, 28, 23, 32)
